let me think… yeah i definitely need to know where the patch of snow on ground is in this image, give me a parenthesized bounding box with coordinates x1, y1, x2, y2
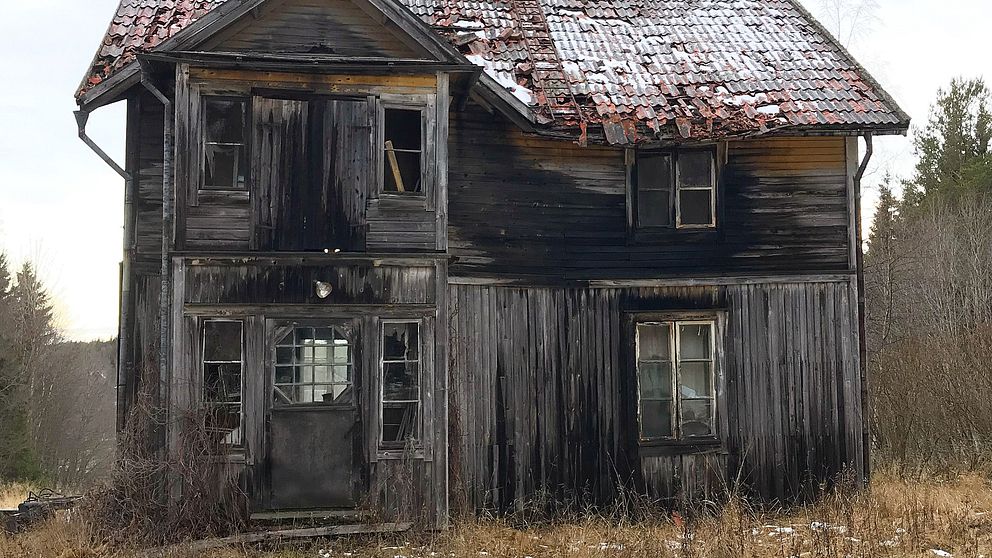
(930, 551, 953, 557)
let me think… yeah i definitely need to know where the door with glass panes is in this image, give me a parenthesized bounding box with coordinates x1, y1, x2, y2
(265, 320, 362, 509)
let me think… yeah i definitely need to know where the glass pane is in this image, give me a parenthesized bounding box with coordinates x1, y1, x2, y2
(679, 189, 713, 226)
(206, 404, 241, 447)
(204, 98, 246, 143)
(679, 362, 712, 398)
(638, 190, 672, 227)
(637, 362, 673, 399)
(637, 323, 671, 361)
(639, 400, 673, 439)
(384, 109, 422, 151)
(314, 327, 335, 343)
(204, 363, 242, 403)
(296, 327, 315, 345)
(681, 400, 714, 437)
(637, 153, 672, 191)
(382, 402, 419, 442)
(383, 362, 419, 401)
(274, 365, 294, 385)
(313, 365, 332, 383)
(679, 324, 712, 360)
(383, 323, 419, 360)
(276, 346, 294, 365)
(384, 150, 422, 193)
(332, 365, 350, 384)
(203, 144, 244, 189)
(333, 344, 350, 365)
(678, 151, 713, 189)
(203, 321, 242, 362)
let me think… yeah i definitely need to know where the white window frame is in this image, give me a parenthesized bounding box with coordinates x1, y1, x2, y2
(634, 318, 718, 442)
(201, 318, 245, 449)
(632, 147, 719, 231)
(378, 319, 423, 449)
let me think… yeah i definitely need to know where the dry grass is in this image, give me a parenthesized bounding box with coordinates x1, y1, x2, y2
(2, 474, 991, 558)
(0, 483, 32, 510)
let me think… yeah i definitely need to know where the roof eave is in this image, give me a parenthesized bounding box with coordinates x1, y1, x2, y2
(76, 63, 141, 111)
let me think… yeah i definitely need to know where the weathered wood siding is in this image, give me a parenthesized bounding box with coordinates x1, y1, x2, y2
(447, 106, 852, 280)
(448, 279, 863, 509)
(203, 0, 420, 58)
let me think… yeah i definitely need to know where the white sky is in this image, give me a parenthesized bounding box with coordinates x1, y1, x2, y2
(0, 0, 989, 340)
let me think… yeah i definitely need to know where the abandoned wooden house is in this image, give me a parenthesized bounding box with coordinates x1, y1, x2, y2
(75, 0, 909, 525)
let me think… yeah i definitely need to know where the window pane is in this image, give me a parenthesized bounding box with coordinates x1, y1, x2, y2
(204, 144, 245, 189)
(637, 362, 673, 399)
(639, 400, 673, 439)
(680, 400, 714, 437)
(276, 346, 294, 365)
(204, 98, 246, 144)
(384, 323, 419, 360)
(384, 150, 422, 193)
(383, 362, 419, 401)
(313, 384, 353, 405)
(637, 323, 671, 361)
(206, 404, 242, 447)
(385, 109, 422, 151)
(679, 362, 712, 398)
(679, 189, 714, 226)
(204, 363, 242, 403)
(382, 402, 419, 443)
(275, 366, 294, 384)
(638, 153, 672, 191)
(638, 190, 672, 227)
(203, 321, 242, 362)
(679, 151, 713, 189)
(679, 324, 712, 360)
(274, 326, 353, 407)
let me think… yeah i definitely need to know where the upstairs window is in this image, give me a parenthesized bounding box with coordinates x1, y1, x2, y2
(635, 149, 716, 229)
(202, 320, 244, 448)
(635, 319, 717, 441)
(382, 108, 424, 195)
(202, 97, 248, 190)
(380, 321, 422, 446)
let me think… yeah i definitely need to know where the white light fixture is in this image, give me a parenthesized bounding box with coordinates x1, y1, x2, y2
(314, 281, 333, 299)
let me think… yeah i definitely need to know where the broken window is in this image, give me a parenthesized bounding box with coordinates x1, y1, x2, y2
(380, 321, 421, 445)
(382, 108, 423, 194)
(202, 320, 244, 448)
(635, 149, 716, 229)
(202, 96, 248, 190)
(273, 326, 353, 406)
(635, 320, 716, 441)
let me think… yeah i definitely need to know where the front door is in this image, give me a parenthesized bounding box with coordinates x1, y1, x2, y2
(266, 321, 362, 510)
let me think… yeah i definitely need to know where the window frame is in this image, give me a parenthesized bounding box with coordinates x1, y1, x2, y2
(630, 146, 719, 232)
(632, 314, 721, 446)
(200, 318, 245, 450)
(378, 102, 427, 198)
(271, 324, 356, 409)
(199, 95, 250, 192)
(378, 319, 424, 450)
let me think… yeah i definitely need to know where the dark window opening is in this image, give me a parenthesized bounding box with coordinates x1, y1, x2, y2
(636, 320, 716, 441)
(380, 322, 421, 445)
(383, 108, 423, 194)
(202, 320, 244, 448)
(203, 97, 248, 190)
(635, 149, 716, 229)
(273, 326, 353, 407)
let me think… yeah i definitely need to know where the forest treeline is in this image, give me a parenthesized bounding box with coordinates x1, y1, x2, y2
(865, 77, 992, 476)
(0, 256, 116, 488)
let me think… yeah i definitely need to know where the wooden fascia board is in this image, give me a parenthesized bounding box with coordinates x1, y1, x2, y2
(77, 64, 141, 110)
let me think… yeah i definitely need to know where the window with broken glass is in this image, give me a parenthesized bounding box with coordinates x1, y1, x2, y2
(382, 108, 424, 195)
(273, 326, 354, 407)
(380, 321, 421, 446)
(635, 149, 716, 229)
(635, 320, 717, 441)
(202, 96, 248, 190)
(202, 320, 244, 448)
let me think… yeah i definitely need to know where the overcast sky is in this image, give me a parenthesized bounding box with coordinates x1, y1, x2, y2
(0, 0, 989, 340)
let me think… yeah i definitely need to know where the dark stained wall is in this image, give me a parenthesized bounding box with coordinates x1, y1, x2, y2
(447, 105, 853, 281)
(448, 280, 864, 509)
